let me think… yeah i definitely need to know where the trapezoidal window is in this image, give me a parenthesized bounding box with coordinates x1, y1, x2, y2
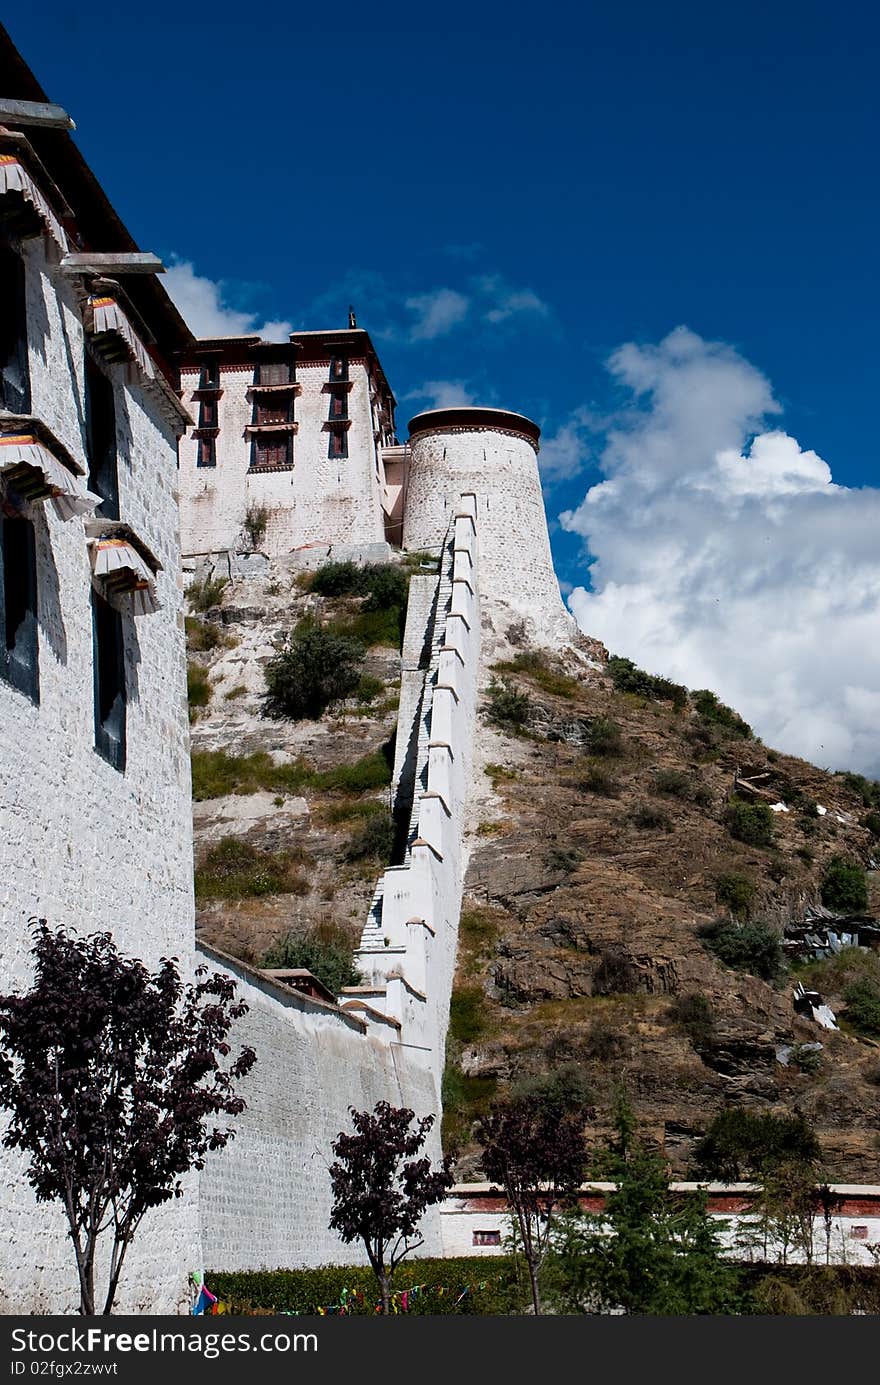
(328, 355, 348, 381)
(251, 433, 291, 469)
(257, 359, 291, 387)
(196, 435, 216, 467)
(198, 397, 218, 429)
(85, 352, 119, 521)
(0, 241, 31, 415)
(328, 428, 348, 460)
(198, 359, 220, 389)
(0, 514, 39, 704)
(255, 396, 292, 425)
(328, 390, 348, 420)
(92, 587, 126, 772)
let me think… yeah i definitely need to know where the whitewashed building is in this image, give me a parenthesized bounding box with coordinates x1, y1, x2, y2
(0, 28, 199, 1313)
(177, 327, 398, 561)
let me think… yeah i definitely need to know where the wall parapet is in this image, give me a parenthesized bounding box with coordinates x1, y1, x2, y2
(356, 493, 480, 1079)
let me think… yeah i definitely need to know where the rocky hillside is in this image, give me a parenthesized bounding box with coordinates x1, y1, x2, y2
(185, 556, 880, 1182)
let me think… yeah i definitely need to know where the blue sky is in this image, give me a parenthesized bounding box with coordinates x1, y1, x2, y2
(8, 3, 880, 772)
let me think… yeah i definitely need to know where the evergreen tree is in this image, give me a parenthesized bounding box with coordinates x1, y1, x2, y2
(546, 1097, 741, 1314)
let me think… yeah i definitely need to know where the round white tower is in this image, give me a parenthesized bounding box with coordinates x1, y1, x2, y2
(403, 406, 574, 646)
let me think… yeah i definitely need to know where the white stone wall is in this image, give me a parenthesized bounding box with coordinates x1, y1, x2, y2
(403, 422, 575, 648)
(0, 234, 199, 1314)
(439, 1189, 880, 1267)
(178, 360, 385, 559)
(197, 946, 443, 1271)
(357, 496, 481, 1086)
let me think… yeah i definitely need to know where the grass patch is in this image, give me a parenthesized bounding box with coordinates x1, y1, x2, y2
(355, 674, 385, 703)
(342, 811, 395, 863)
(654, 768, 692, 797)
(195, 837, 311, 901)
(493, 651, 579, 699)
(571, 759, 619, 796)
(187, 662, 211, 716)
(190, 748, 391, 801)
(544, 846, 584, 873)
(667, 992, 715, 1048)
(836, 771, 880, 809)
(223, 684, 247, 700)
(449, 985, 489, 1044)
(187, 574, 228, 612)
(629, 801, 672, 831)
(320, 799, 388, 826)
(485, 762, 519, 786)
(185, 616, 232, 653)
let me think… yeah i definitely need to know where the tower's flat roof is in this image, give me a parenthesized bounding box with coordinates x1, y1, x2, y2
(407, 405, 540, 443)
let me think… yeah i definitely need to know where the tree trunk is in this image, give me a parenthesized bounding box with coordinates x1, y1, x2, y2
(526, 1256, 542, 1316)
(77, 1247, 96, 1316)
(378, 1270, 391, 1315)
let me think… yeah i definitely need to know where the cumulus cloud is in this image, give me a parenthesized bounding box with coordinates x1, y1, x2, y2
(561, 327, 880, 777)
(405, 288, 470, 341)
(403, 379, 476, 408)
(164, 260, 292, 342)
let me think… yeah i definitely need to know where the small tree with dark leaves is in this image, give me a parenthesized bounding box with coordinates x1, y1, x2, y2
(328, 1101, 454, 1313)
(0, 920, 256, 1315)
(475, 1082, 591, 1315)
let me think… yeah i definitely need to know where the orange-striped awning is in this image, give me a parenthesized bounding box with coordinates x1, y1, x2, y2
(0, 427, 99, 521)
(0, 154, 68, 251)
(85, 294, 155, 383)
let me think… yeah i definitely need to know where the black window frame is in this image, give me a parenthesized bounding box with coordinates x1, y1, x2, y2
(0, 239, 31, 415)
(198, 359, 220, 389)
(0, 514, 39, 704)
(196, 435, 216, 468)
(85, 351, 119, 521)
(91, 587, 126, 772)
(328, 427, 348, 460)
(328, 355, 349, 382)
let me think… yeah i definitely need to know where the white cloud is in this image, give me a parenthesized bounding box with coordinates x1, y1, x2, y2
(474, 274, 550, 326)
(403, 379, 476, 409)
(164, 260, 292, 342)
(404, 288, 470, 341)
(538, 407, 595, 484)
(561, 327, 880, 777)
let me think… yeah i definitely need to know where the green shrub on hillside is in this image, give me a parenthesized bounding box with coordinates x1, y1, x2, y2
(694, 1108, 820, 1180)
(820, 856, 869, 913)
(343, 811, 395, 863)
(187, 661, 211, 711)
(486, 680, 531, 732)
(715, 873, 757, 918)
(667, 993, 715, 1048)
(586, 716, 623, 756)
(606, 655, 687, 708)
(263, 924, 361, 995)
(700, 918, 785, 983)
(836, 771, 880, 809)
(263, 621, 365, 720)
(692, 689, 753, 739)
(724, 798, 774, 847)
(843, 978, 880, 1038)
(308, 561, 409, 648)
(187, 574, 228, 612)
(654, 768, 691, 797)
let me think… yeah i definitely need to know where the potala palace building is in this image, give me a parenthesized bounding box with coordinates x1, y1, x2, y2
(2, 28, 878, 1315)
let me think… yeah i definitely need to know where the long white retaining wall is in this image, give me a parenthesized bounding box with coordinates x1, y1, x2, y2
(197, 494, 481, 1271)
(356, 493, 480, 1083)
